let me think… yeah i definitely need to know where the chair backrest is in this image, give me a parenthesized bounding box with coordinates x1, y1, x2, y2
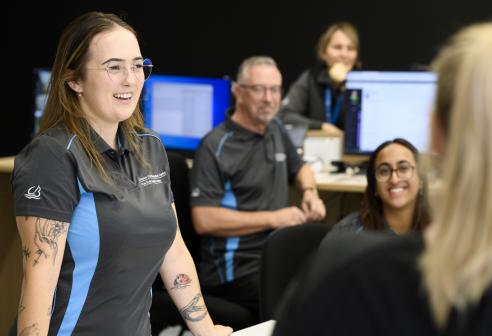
(167, 151, 200, 259)
(151, 151, 257, 333)
(260, 223, 330, 321)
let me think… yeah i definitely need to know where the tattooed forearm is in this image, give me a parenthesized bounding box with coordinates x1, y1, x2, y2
(170, 273, 192, 290)
(19, 323, 40, 336)
(179, 293, 208, 322)
(22, 246, 31, 261)
(32, 219, 68, 266)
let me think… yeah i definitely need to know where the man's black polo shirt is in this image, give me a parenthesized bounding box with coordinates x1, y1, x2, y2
(190, 116, 303, 287)
(12, 127, 177, 336)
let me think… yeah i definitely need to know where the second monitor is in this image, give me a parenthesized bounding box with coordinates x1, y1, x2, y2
(142, 74, 231, 152)
(343, 71, 436, 155)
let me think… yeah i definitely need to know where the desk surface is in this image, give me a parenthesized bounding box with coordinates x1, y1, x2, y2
(315, 172, 366, 193)
(0, 156, 14, 173)
(232, 320, 276, 336)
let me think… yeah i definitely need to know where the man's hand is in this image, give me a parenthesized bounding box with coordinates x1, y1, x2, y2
(270, 207, 308, 228)
(301, 189, 326, 222)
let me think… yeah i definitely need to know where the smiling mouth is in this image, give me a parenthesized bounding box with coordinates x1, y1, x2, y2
(113, 93, 132, 101)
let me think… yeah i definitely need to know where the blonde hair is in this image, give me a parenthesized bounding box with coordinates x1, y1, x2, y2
(420, 22, 492, 327)
(40, 12, 147, 182)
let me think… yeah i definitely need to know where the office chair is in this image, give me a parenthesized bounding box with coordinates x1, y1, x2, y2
(150, 151, 256, 335)
(259, 222, 330, 321)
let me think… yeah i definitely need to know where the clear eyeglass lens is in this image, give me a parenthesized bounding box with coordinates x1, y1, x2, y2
(104, 58, 153, 81)
(246, 85, 282, 96)
(376, 162, 413, 181)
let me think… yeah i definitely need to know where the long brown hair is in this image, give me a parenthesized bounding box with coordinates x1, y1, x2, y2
(40, 11, 146, 181)
(360, 138, 431, 231)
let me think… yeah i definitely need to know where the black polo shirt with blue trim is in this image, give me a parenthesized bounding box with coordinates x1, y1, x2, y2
(190, 115, 304, 287)
(12, 126, 177, 336)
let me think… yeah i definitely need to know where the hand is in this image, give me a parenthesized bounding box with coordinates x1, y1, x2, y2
(301, 190, 326, 222)
(321, 122, 343, 136)
(204, 324, 233, 336)
(191, 324, 233, 336)
(271, 207, 308, 228)
(329, 62, 350, 83)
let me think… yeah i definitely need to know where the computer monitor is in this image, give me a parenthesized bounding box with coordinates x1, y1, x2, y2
(142, 74, 231, 152)
(343, 71, 436, 155)
(33, 68, 51, 135)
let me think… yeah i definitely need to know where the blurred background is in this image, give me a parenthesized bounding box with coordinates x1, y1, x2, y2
(3, 0, 492, 156)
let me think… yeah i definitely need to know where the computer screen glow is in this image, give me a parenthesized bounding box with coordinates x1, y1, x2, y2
(343, 71, 436, 155)
(143, 74, 231, 151)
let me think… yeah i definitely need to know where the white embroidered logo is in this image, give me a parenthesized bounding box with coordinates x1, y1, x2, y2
(138, 172, 167, 187)
(191, 188, 200, 197)
(24, 185, 41, 200)
(275, 153, 286, 162)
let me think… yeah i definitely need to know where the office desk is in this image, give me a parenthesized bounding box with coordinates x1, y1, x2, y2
(315, 172, 366, 193)
(0, 156, 14, 172)
(0, 156, 20, 335)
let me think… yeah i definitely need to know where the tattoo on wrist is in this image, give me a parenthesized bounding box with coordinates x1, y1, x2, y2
(19, 304, 26, 314)
(171, 273, 192, 290)
(179, 293, 208, 322)
(32, 219, 68, 267)
(19, 323, 40, 336)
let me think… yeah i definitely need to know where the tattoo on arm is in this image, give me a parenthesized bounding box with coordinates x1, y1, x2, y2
(170, 273, 192, 290)
(19, 323, 40, 336)
(179, 293, 208, 322)
(32, 219, 68, 266)
(19, 304, 26, 314)
(22, 246, 31, 261)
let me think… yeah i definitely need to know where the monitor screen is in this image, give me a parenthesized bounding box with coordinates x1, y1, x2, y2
(33, 68, 51, 135)
(142, 74, 231, 151)
(343, 71, 436, 155)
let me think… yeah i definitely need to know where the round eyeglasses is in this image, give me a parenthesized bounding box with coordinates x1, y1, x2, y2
(87, 58, 153, 82)
(375, 161, 415, 182)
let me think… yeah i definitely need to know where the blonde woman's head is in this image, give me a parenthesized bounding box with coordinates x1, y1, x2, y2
(421, 22, 492, 327)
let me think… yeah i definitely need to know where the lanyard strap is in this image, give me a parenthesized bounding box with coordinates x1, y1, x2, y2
(324, 87, 344, 124)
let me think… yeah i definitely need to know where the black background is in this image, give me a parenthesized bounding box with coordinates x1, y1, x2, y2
(3, 0, 491, 156)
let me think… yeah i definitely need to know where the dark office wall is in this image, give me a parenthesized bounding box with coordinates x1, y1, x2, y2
(3, 0, 491, 156)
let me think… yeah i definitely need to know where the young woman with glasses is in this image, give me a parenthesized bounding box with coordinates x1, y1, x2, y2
(332, 138, 431, 234)
(10, 11, 231, 336)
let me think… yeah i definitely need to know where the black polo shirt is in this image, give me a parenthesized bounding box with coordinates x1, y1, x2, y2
(190, 115, 303, 286)
(12, 126, 177, 336)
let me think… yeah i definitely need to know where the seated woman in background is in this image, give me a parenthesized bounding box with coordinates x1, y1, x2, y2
(332, 138, 431, 234)
(279, 21, 360, 133)
(273, 22, 492, 335)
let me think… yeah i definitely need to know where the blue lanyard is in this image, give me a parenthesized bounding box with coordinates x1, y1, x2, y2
(324, 87, 343, 124)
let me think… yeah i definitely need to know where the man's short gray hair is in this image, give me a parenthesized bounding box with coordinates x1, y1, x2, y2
(236, 56, 278, 83)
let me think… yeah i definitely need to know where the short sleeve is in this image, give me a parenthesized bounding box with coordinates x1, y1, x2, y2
(278, 121, 304, 182)
(12, 136, 79, 223)
(189, 141, 225, 207)
(158, 143, 174, 205)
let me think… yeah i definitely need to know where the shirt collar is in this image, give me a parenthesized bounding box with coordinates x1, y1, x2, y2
(91, 126, 129, 155)
(224, 108, 274, 140)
